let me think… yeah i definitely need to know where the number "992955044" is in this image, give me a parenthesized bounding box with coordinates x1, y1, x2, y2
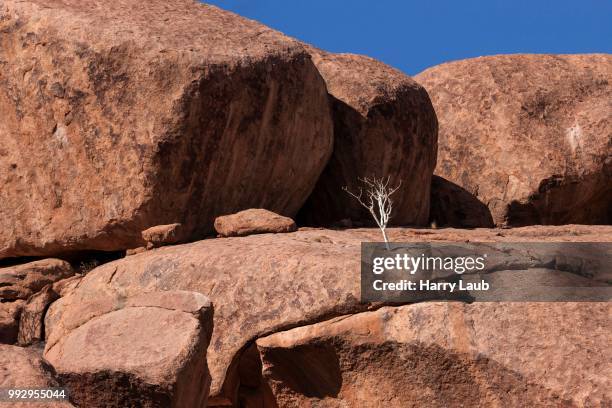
(0, 388, 68, 401)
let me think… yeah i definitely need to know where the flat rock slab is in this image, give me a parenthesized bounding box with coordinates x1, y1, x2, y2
(44, 225, 612, 405)
(416, 54, 612, 226)
(0, 0, 332, 259)
(45, 290, 213, 408)
(214, 209, 297, 237)
(257, 302, 611, 407)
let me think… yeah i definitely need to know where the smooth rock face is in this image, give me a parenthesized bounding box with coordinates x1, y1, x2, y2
(257, 302, 611, 407)
(0, 344, 74, 407)
(298, 47, 438, 227)
(45, 290, 213, 408)
(0, 259, 74, 301)
(415, 54, 612, 226)
(0, 0, 333, 259)
(43, 225, 612, 405)
(214, 209, 297, 237)
(429, 175, 494, 228)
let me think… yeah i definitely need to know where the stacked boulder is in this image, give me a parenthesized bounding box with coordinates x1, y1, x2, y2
(0, 0, 610, 407)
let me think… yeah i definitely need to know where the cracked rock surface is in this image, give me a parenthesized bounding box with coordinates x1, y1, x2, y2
(257, 302, 611, 407)
(43, 225, 612, 405)
(44, 290, 213, 408)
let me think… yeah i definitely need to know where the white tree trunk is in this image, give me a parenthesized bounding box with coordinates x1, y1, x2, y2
(381, 228, 390, 250)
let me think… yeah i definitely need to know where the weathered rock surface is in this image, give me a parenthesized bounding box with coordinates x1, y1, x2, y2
(0, 259, 74, 301)
(257, 302, 611, 407)
(0, 299, 24, 344)
(45, 290, 213, 408)
(18, 285, 59, 346)
(429, 175, 494, 228)
(44, 225, 612, 405)
(0, 261, 75, 344)
(0, 0, 333, 260)
(415, 54, 612, 226)
(214, 209, 297, 237)
(298, 47, 438, 227)
(142, 223, 184, 249)
(4, 274, 82, 346)
(0, 344, 74, 407)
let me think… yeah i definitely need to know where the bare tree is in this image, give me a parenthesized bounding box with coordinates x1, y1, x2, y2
(343, 176, 401, 250)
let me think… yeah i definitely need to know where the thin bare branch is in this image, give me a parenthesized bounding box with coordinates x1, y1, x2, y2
(343, 176, 402, 249)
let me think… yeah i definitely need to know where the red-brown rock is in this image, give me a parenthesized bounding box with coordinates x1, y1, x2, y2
(256, 302, 611, 407)
(0, 299, 24, 344)
(45, 290, 213, 408)
(214, 209, 297, 237)
(43, 225, 612, 405)
(17, 285, 59, 346)
(0, 344, 74, 407)
(142, 223, 184, 249)
(0, 259, 74, 301)
(298, 47, 438, 227)
(415, 54, 612, 226)
(0, 0, 333, 259)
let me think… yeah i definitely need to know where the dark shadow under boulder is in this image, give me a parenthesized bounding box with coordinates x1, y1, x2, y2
(429, 175, 494, 228)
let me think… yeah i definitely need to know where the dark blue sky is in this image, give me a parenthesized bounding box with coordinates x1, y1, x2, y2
(204, 0, 611, 75)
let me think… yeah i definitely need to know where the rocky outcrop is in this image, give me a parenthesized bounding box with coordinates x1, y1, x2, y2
(0, 344, 74, 407)
(415, 54, 612, 226)
(0, 259, 75, 301)
(214, 209, 297, 237)
(429, 175, 494, 228)
(45, 290, 213, 408)
(0, 258, 75, 344)
(256, 302, 611, 407)
(0, 0, 333, 260)
(43, 225, 612, 405)
(297, 47, 438, 227)
(16, 272, 81, 346)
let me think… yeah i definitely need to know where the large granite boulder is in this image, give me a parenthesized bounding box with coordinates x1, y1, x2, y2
(0, 0, 333, 259)
(298, 47, 438, 227)
(415, 54, 612, 226)
(256, 302, 611, 407)
(45, 290, 213, 408)
(43, 225, 612, 405)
